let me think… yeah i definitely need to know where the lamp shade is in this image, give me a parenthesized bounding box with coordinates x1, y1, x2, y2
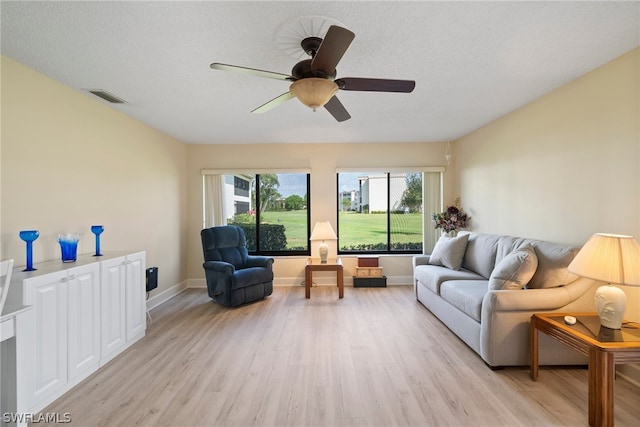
(290, 78, 338, 111)
(310, 221, 337, 241)
(568, 233, 640, 286)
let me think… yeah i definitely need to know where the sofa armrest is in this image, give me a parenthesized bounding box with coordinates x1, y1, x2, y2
(483, 278, 597, 312)
(245, 256, 274, 269)
(412, 255, 431, 298)
(412, 255, 431, 267)
(480, 278, 597, 366)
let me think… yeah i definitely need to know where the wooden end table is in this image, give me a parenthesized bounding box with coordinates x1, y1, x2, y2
(530, 312, 640, 427)
(305, 258, 343, 299)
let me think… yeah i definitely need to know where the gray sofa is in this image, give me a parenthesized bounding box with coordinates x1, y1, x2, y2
(413, 231, 598, 368)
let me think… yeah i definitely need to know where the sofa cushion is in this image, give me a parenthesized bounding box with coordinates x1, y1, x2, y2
(460, 232, 501, 278)
(415, 265, 485, 294)
(495, 236, 525, 265)
(527, 241, 579, 289)
(488, 244, 538, 290)
(428, 233, 470, 270)
(440, 280, 488, 322)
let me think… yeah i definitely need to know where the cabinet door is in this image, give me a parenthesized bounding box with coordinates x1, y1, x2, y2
(24, 270, 68, 406)
(100, 257, 126, 363)
(67, 263, 100, 382)
(125, 252, 146, 342)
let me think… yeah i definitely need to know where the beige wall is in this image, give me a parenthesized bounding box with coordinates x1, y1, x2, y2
(1, 55, 188, 294)
(187, 142, 450, 286)
(454, 48, 640, 322)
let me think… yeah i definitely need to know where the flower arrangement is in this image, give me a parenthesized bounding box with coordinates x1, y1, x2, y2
(432, 198, 470, 234)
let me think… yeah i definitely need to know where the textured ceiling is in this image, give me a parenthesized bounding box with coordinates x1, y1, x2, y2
(1, 1, 638, 145)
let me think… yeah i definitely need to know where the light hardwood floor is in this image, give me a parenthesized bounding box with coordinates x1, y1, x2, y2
(44, 286, 639, 426)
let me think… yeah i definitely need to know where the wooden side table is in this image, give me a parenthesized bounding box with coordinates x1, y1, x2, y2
(305, 258, 343, 299)
(530, 313, 640, 427)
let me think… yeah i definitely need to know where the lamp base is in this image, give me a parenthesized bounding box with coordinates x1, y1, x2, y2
(595, 284, 626, 329)
(319, 242, 328, 263)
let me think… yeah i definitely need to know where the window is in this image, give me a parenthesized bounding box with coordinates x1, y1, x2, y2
(203, 172, 310, 256)
(337, 171, 424, 254)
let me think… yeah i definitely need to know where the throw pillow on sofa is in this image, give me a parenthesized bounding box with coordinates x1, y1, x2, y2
(428, 233, 470, 270)
(488, 244, 538, 290)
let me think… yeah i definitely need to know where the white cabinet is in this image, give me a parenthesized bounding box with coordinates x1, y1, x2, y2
(5, 252, 145, 415)
(67, 264, 101, 382)
(100, 257, 126, 361)
(25, 269, 68, 407)
(125, 252, 146, 342)
(100, 252, 146, 365)
(11, 262, 99, 411)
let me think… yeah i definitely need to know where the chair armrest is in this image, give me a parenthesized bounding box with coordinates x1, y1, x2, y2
(203, 261, 235, 276)
(245, 256, 274, 269)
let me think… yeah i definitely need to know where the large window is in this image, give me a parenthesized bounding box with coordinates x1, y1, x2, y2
(203, 172, 310, 256)
(337, 172, 423, 254)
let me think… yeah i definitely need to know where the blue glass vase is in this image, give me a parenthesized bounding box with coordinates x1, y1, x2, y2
(19, 230, 39, 271)
(57, 233, 82, 263)
(91, 225, 104, 256)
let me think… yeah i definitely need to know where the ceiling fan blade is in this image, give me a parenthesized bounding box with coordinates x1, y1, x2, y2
(336, 78, 416, 93)
(251, 92, 296, 114)
(324, 96, 351, 122)
(311, 26, 355, 76)
(210, 63, 293, 81)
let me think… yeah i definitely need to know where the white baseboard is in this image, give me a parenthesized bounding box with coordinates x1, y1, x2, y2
(188, 278, 207, 288)
(384, 275, 412, 286)
(146, 281, 189, 311)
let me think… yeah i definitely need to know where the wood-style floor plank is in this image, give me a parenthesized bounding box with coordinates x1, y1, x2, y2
(42, 286, 640, 426)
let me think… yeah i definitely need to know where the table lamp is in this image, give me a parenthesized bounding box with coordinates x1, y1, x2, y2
(310, 221, 338, 263)
(568, 233, 640, 329)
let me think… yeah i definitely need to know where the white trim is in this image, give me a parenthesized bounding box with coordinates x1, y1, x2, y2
(201, 168, 311, 175)
(423, 171, 443, 254)
(188, 278, 207, 288)
(146, 281, 189, 311)
(335, 166, 445, 173)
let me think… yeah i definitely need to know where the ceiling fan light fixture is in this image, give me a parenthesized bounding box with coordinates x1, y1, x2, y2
(290, 78, 338, 111)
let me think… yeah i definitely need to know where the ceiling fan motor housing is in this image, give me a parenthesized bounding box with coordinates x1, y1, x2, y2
(291, 59, 336, 80)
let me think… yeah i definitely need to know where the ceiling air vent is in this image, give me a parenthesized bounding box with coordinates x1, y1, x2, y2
(86, 89, 126, 104)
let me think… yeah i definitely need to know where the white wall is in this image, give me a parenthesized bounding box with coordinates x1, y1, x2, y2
(1, 55, 188, 296)
(187, 142, 451, 286)
(454, 48, 640, 323)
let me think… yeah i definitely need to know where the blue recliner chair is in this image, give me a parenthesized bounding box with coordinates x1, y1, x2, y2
(201, 225, 274, 307)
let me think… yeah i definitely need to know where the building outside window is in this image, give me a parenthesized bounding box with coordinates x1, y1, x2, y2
(337, 171, 424, 254)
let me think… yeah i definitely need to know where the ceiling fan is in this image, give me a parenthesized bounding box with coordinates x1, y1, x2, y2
(210, 25, 415, 122)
